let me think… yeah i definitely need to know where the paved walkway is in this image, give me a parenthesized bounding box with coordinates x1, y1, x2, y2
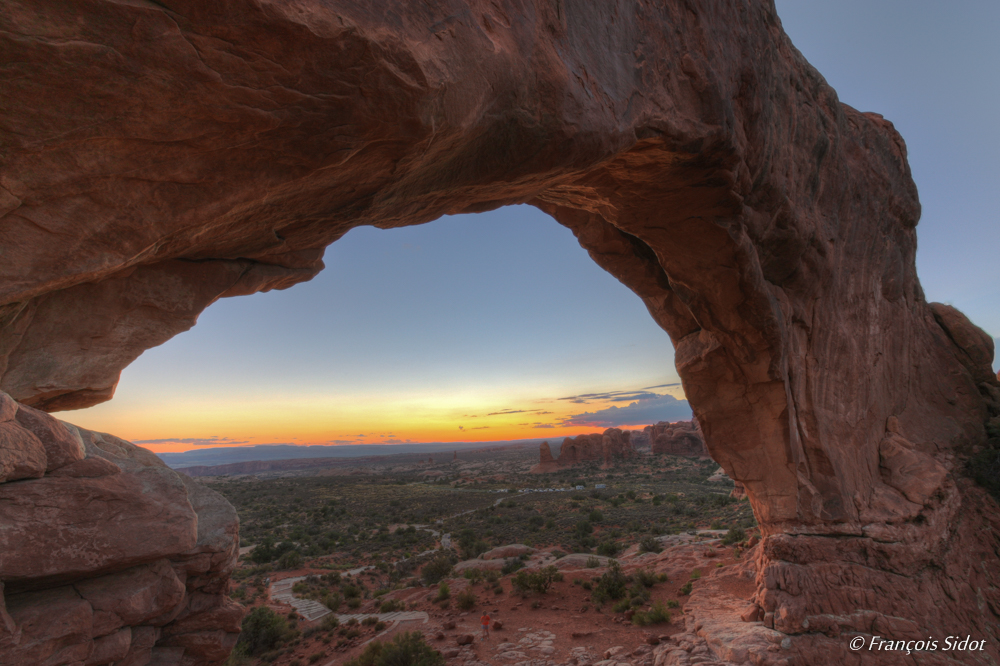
(269, 576, 430, 624)
(270, 576, 334, 621)
(335, 611, 428, 623)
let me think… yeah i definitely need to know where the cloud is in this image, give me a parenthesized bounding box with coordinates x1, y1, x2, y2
(486, 408, 549, 416)
(533, 424, 555, 429)
(133, 436, 247, 446)
(469, 426, 490, 430)
(559, 389, 666, 404)
(561, 394, 692, 428)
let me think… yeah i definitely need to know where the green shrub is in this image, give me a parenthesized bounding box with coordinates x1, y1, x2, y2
(234, 607, 291, 656)
(596, 541, 621, 557)
(501, 559, 524, 575)
(344, 631, 443, 666)
(588, 510, 604, 522)
(321, 615, 340, 631)
(362, 616, 379, 626)
(632, 601, 671, 626)
(456, 588, 477, 610)
(591, 560, 628, 605)
(679, 581, 693, 595)
(612, 599, 630, 613)
(379, 599, 404, 613)
(463, 568, 484, 584)
(421, 556, 454, 585)
(638, 536, 662, 554)
(347, 597, 362, 609)
(690, 569, 702, 580)
(633, 569, 657, 588)
(278, 550, 303, 570)
(584, 556, 602, 569)
(309, 652, 325, 664)
(722, 526, 746, 546)
(511, 565, 563, 595)
(435, 582, 450, 602)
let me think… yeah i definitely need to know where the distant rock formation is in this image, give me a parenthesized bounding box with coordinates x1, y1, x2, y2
(629, 429, 651, 451)
(647, 420, 710, 458)
(731, 481, 747, 500)
(529, 428, 635, 473)
(0, 391, 241, 665)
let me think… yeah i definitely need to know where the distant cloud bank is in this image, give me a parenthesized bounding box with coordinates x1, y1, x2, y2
(133, 436, 248, 446)
(561, 393, 692, 427)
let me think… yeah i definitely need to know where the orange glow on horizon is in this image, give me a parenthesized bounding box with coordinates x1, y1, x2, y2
(64, 384, 688, 454)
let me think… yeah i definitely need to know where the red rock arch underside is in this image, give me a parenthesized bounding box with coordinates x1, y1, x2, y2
(2, 1, 998, 665)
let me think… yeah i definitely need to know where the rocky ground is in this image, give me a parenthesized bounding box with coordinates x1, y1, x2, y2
(238, 533, 752, 666)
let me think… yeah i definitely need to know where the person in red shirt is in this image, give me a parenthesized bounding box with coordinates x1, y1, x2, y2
(480, 612, 491, 641)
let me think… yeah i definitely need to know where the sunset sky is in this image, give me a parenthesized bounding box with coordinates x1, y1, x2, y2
(67, 0, 999, 455)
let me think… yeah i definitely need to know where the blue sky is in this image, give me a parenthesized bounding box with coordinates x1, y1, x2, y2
(68, 1, 999, 451)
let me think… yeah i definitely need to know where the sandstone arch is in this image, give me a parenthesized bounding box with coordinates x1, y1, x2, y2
(2, 1, 998, 664)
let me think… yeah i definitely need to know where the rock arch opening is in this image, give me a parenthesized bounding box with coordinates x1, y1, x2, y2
(2, 0, 999, 664)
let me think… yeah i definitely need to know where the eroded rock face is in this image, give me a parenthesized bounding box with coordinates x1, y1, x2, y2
(2, 0, 999, 663)
(647, 420, 709, 458)
(0, 392, 242, 666)
(531, 428, 635, 472)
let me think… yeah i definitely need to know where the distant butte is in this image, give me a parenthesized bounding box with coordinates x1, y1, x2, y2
(2, 0, 999, 664)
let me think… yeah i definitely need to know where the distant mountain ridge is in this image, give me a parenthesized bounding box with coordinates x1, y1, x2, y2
(158, 439, 553, 469)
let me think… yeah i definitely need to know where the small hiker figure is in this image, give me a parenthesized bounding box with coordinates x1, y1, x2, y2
(480, 612, 491, 641)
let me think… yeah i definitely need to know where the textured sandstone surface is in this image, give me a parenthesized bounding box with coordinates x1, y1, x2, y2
(2, 0, 1000, 664)
(0, 392, 242, 666)
(647, 420, 709, 458)
(530, 428, 636, 473)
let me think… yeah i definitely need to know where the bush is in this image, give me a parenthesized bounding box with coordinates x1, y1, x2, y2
(612, 599, 630, 613)
(722, 526, 746, 546)
(584, 556, 602, 569)
(638, 536, 662, 554)
(632, 601, 671, 626)
(463, 568, 484, 585)
(501, 559, 524, 575)
(421, 556, 454, 585)
(362, 616, 379, 626)
(309, 653, 325, 664)
(591, 560, 628, 605)
(633, 569, 657, 588)
(679, 581, 693, 595)
(511, 566, 564, 595)
(321, 615, 340, 631)
(345, 631, 444, 666)
(278, 550, 303, 570)
(574, 520, 593, 538)
(379, 599, 404, 613)
(435, 582, 450, 602)
(588, 510, 604, 522)
(596, 541, 621, 557)
(456, 588, 477, 610)
(690, 569, 702, 580)
(234, 607, 291, 656)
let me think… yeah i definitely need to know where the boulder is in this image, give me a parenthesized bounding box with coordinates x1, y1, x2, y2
(0, 393, 242, 665)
